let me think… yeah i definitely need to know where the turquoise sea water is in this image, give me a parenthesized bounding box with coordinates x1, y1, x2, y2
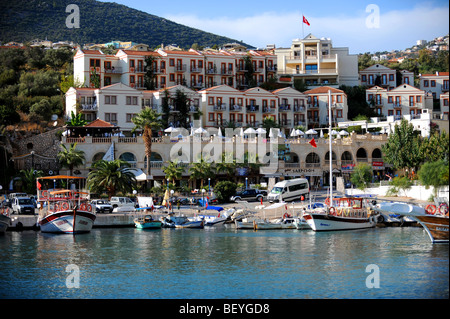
(0, 226, 448, 299)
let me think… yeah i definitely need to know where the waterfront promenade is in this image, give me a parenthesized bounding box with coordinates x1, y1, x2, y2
(5, 191, 434, 231)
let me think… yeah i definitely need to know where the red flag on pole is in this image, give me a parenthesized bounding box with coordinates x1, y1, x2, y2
(303, 16, 310, 26)
(36, 181, 42, 190)
(308, 138, 317, 148)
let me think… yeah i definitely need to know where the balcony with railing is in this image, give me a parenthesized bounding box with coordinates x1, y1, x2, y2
(213, 104, 227, 111)
(81, 103, 98, 111)
(279, 104, 291, 111)
(229, 105, 243, 112)
(279, 119, 292, 126)
(293, 105, 305, 112)
(190, 67, 203, 73)
(104, 67, 122, 74)
(246, 105, 259, 112)
(175, 64, 187, 72)
(221, 68, 233, 76)
(206, 67, 219, 75)
(262, 107, 276, 113)
(192, 82, 204, 89)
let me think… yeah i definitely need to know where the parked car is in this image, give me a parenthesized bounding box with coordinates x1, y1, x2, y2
(230, 189, 267, 202)
(90, 199, 113, 214)
(110, 197, 137, 211)
(11, 197, 35, 215)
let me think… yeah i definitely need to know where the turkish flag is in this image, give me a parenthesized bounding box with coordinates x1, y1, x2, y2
(303, 16, 310, 26)
(308, 138, 317, 148)
(36, 181, 42, 190)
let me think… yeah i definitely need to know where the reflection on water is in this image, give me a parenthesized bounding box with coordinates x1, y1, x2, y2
(0, 227, 448, 299)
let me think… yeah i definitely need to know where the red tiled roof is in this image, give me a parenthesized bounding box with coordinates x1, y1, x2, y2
(121, 50, 161, 56)
(85, 119, 115, 128)
(421, 72, 449, 77)
(79, 49, 103, 55)
(304, 86, 345, 94)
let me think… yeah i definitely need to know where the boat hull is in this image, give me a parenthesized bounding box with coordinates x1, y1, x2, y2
(174, 220, 204, 229)
(38, 210, 96, 234)
(135, 221, 162, 229)
(235, 220, 258, 229)
(409, 215, 449, 243)
(304, 213, 377, 232)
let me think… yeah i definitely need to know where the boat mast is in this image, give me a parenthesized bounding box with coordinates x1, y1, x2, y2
(328, 90, 333, 206)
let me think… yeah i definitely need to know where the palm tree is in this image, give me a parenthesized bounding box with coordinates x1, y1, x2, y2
(87, 160, 137, 199)
(19, 168, 43, 194)
(188, 156, 214, 189)
(58, 143, 85, 176)
(132, 107, 162, 185)
(66, 111, 87, 127)
(215, 152, 237, 181)
(162, 160, 185, 186)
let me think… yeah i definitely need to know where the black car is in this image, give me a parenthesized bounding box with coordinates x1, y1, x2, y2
(230, 189, 267, 202)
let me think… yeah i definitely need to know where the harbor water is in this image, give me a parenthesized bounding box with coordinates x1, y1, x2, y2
(0, 226, 448, 299)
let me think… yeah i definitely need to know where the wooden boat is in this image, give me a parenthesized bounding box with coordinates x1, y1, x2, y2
(375, 201, 449, 243)
(36, 176, 96, 234)
(304, 197, 378, 232)
(134, 215, 162, 229)
(0, 207, 11, 233)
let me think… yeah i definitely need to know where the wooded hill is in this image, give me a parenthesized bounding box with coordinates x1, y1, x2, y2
(0, 0, 252, 49)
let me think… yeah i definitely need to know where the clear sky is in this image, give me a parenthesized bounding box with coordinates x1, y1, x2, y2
(99, 0, 449, 53)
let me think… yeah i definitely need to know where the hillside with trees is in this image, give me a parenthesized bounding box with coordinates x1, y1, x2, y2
(0, 0, 252, 49)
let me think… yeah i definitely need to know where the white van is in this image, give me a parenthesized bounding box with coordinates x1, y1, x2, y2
(267, 178, 309, 203)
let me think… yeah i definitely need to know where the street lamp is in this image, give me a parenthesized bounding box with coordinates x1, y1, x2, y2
(208, 178, 211, 195)
(170, 189, 174, 213)
(245, 177, 248, 190)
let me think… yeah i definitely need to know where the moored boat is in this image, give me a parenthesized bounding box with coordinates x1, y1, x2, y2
(253, 217, 296, 230)
(36, 176, 96, 234)
(161, 215, 204, 229)
(134, 215, 162, 229)
(375, 201, 448, 243)
(304, 197, 378, 232)
(0, 207, 11, 233)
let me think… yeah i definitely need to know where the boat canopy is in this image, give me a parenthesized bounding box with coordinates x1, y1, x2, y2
(38, 175, 85, 180)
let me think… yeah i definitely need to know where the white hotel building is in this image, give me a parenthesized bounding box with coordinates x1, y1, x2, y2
(67, 44, 351, 134)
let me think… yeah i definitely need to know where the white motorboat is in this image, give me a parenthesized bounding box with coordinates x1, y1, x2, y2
(253, 217, 296, 230)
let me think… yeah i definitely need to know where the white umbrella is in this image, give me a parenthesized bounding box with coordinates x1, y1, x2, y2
(268, 128, 275, 138)
(244, 128, 257, 134)
(256, 128, 266, 134)
(217, 127, 223, 137)
(305, 129, 318, 135)
(164, 126, 178, 133)
(194, 127, 207, 134)
(320, 130, 324, 138)
(290, 128, 298, 137)
(239, 127, 244, 137)
(331, 130, 339, 135)
(339, 130, 349, 136)
(296, 129, 305, 135)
